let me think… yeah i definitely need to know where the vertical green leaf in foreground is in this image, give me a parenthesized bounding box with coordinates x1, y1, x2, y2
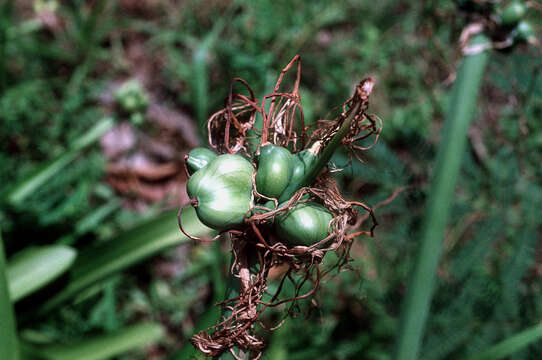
(0, 230, 19, 360)
(393, 34, 490, 360)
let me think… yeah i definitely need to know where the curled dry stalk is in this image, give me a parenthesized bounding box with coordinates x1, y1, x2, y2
(183, 56, 381, 359)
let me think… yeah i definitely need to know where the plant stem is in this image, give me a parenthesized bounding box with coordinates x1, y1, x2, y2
(278, 99, 362, 203)
(392, 34, 490, 360)
(0, 228, 19, 360)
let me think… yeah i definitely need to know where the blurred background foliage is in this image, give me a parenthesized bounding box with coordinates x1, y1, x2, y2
(1, 0, 542, 359)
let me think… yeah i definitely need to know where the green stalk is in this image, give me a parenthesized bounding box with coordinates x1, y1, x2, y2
(278, 99, 362, 203)
(392, 34, 490, 360)
(5, 117, 114, 207)
(466, 322, 542, 360)
(0, 229, 19, 360)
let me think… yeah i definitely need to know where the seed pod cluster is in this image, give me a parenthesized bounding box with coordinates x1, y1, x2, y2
(496, 1, 536, 45)
(184, 63, 379, 359)
(185, 145, 333, 246)
(455, 0, 537, 48)
(474, 0, 536, 46)
(498, 1, 527, 27)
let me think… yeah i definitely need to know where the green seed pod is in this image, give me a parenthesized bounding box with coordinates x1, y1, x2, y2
(252, 200, 277, 216)
(498, 1, 527, 27)
(279, 149, 318, 200)
(275, 201, 333, 246)
(187, 154, 254, 230)
(185, 147, 218, 175)
(513, 21, 535, 43)
(255, 145, 294, 198)
(290, 149, 318, 185)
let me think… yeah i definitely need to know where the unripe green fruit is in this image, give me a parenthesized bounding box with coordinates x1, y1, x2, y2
(252, 200, 277, 216)
(279, 149, 318, 200)
(290, 149, 318, 185)
(514, 21, 535, 42)
(187, 154, 254, 230)
(186, 147, 217, 175)
(256, 145, 294, 198)
(499, 1, 527, 27)
(275, 201, 333, 246)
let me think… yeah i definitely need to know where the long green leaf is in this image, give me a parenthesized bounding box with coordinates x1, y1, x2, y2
(466, 322, 542, 360)
(0, 229, 19, 360)
(32, 206, 216, 317)
(392, 34, 490, 360)
(5, 117, 114, 207)
(23, 322, 163, 360)
(191, 18, 226, 137)
(7, 245, 77, 302)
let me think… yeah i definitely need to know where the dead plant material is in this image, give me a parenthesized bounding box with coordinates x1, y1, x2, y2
(182, 56, 382, 358)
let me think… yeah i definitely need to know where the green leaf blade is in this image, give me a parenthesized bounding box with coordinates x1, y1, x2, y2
(0, 230, 19, 360)
(7, 245, 77, 302)
(33, 206, 216, 316)
(393, 35, 491, 360)
(29, 322, 163, 360)
(5, 117, 113, 207)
